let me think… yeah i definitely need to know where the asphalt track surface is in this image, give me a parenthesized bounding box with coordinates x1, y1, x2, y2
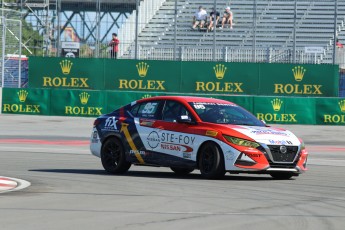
(0, 114, 345, 230)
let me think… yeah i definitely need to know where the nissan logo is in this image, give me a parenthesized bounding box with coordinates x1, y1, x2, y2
(280, 145, 287, 154)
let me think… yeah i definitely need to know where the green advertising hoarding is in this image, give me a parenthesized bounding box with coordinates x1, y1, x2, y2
(181, 61, 259, 95)
(50, 89, 106, 117)
(29, 57, 339, 97)
(253, 97, 315, 124)
(259, 63, 339, 97)
(104, 59, 181, 92)
(29, 57, 105, 90)
(1, 88, 50, 115)
(3, 88, 343, 125)
(315, 98, 345, 125)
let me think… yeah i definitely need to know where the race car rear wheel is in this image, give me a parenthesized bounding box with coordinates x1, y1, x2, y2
(170, 167, 194, 176)
(101, 138, 131, 174)
(269, 172, 295, 180)
(198, 142, 225, 179)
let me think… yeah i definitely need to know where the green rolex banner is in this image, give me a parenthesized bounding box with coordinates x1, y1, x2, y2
(50, 89, 106, 117)
(259, 63, 339, 97)
(1, 88, 50, 115)
(180, 61, 259, 95)
(104, 59, 181, 92)
(29, 57, 105, 90)
(29, 57, 339, 97)
(316, 98, 345, 125)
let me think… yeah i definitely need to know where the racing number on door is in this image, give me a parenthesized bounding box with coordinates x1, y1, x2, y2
(142, 103, 157, 114)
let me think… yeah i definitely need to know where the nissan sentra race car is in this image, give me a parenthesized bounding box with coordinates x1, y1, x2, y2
(90, 96, 308, 179)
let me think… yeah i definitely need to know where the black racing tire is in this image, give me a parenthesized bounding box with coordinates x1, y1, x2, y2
(269, 172, 295, 180)
(198, 142, 225, 179)
(101, 138, 131, 174)
(170, 167, 194, 176)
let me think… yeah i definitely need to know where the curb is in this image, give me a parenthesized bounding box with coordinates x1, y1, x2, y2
(0, 176, 31, 194)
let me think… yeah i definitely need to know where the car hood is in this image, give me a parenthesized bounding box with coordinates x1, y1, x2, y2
(230, 125, 301, 146)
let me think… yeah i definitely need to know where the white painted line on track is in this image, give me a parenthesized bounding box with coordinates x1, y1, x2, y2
(0, 177, 31, 194)
(0, 146, 89, 154)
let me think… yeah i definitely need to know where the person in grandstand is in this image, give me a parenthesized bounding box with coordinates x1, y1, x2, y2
(192, 6, 208, 30)
(221, 6, 233, 29)
(109, 33, 120, 59)
(336, 39, 343, 48)
(207, 7, 220, 32)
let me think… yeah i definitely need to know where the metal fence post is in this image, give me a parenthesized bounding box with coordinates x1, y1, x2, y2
(135, 0, 139, 60)
(212, 0, 216, 62)
(293, 0, 297, 63)
(173, 0, 177, 60)
(333, 0, 338, 65)
(252, 0, 257, 63)
(18, 20, 22, 88)
(1, 17, 5, 88)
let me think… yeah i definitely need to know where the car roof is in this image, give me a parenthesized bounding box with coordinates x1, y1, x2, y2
(136, 95, 236, 105)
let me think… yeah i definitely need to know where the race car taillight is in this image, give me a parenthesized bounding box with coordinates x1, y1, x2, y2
(93, 119, 101, 127)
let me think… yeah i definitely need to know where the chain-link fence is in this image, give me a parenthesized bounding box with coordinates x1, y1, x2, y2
(0, 8, 27, 88)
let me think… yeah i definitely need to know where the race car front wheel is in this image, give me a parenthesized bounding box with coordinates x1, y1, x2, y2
(101, 138, 131, 174)
(198, 142, 225, 179)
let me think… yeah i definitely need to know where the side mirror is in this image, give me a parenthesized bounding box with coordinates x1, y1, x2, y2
(177, 115, 195, 124)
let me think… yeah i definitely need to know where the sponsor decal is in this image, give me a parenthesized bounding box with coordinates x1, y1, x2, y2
(43, 59, 89, 88)
(206, 130, 218, 137)
(139, 119, 154, 127)
(256, 98, 297, 123)
(323, 99, 345, 124)
(102, 117, 119, 131)
(274, 66, 322, 95)
(118, 62, 166, 91)
(147, 131, 160, 149)
(2, 90, 41, 114)
(65, 92, 103, 116)
(249, 127, 289, 136)
(146, 131, 194, 153)
(268, 140, 293, 145)
(195, 64, 244, 93)
(129, 150, 150, 157)
(183, 152, 192, 159)
(245, 153, 261, 158)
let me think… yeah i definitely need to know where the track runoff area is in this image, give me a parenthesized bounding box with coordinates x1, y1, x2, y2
(0, 114, 345, 230)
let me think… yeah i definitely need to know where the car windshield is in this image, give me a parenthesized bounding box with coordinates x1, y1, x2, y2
(189, 102, 265, 126)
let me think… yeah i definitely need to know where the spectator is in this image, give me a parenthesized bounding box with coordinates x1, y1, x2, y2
(109, 33, 120, 59)
(208, 7, 220, 32)
(192, 6, 207, 30)
(221, 6, 233, 29)
(336, 39, 343, 48)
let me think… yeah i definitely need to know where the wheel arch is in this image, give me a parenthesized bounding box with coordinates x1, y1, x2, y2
(101, 133, 123, 151)
(196, 140, 224, 169)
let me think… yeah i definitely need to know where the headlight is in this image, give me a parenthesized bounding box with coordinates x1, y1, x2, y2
(223, 135, 260, 148)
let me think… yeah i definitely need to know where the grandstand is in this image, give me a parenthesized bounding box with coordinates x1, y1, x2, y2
(119, 0, 345, 63)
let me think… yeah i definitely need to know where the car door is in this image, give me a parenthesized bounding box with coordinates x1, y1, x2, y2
(148, 100, 198, 168)
(125, 99, 163, 165)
